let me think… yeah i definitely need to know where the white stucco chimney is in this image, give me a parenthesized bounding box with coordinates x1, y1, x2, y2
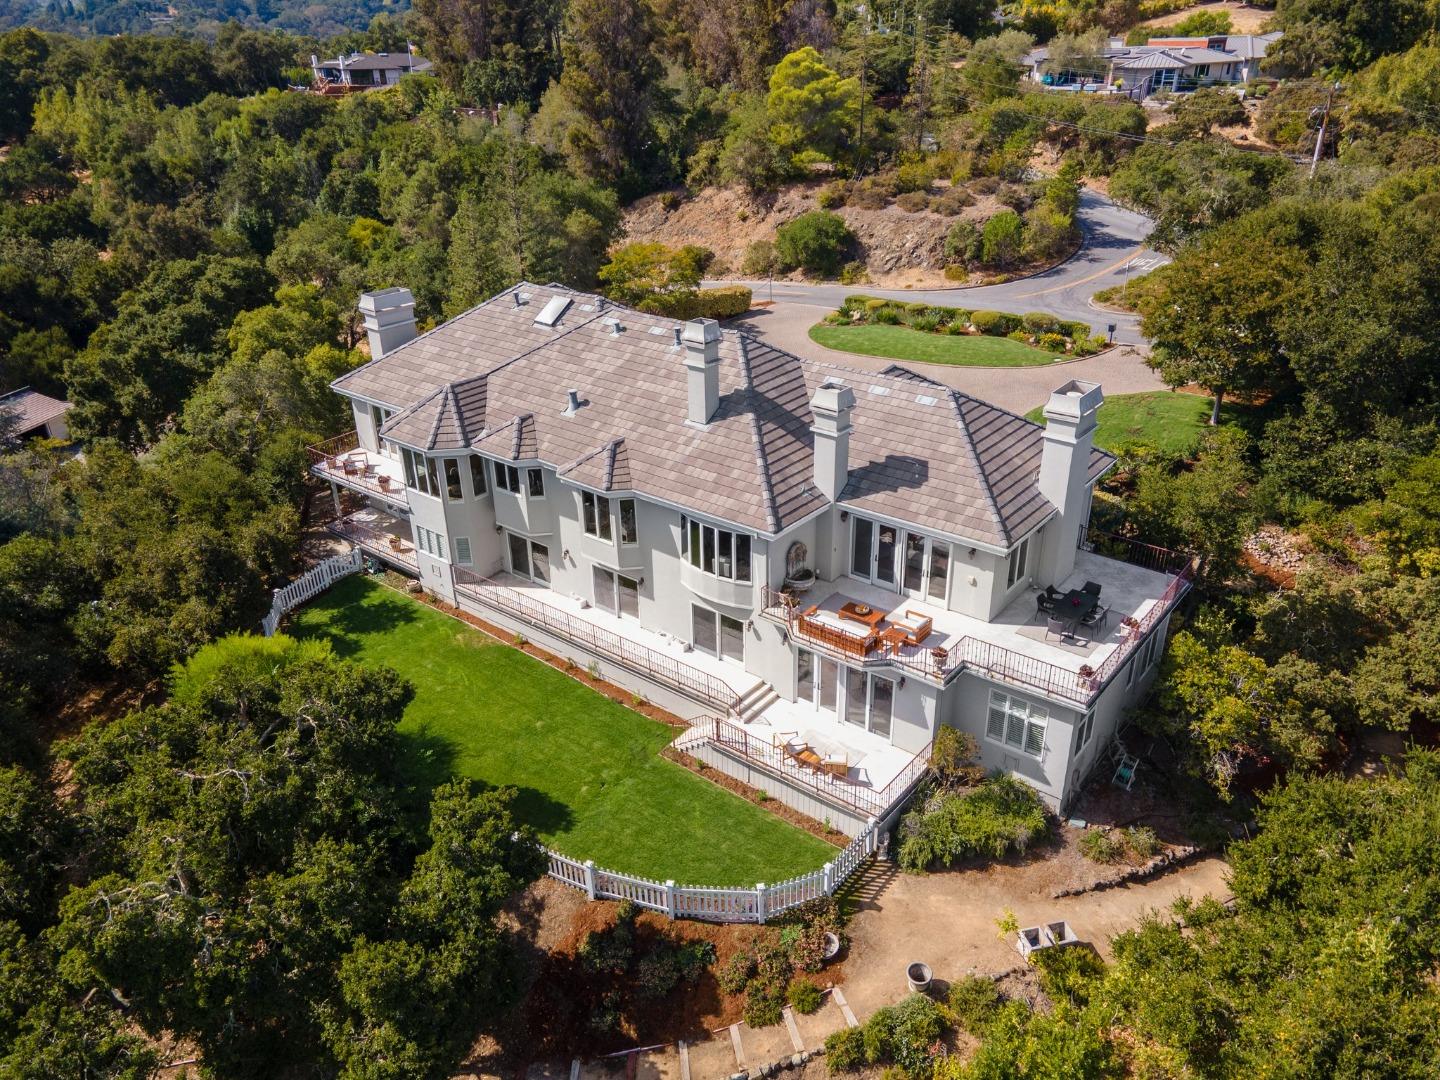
(681, 318, 721, 425)
(1036, 379, 1103, 585)
(359, 288, 417, 359)
(809, 380, 856, 502)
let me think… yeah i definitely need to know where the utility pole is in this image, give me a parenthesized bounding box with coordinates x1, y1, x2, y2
(1309, 81, 1339, 179)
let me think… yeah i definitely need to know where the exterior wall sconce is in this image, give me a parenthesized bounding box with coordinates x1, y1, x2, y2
(839, 510, 849, 522)
(638, 577, 646, 587)
(493, 524, 503, 533)
(562, 549, 571, 561)
(898, 677, 907, 689)
(968, 548, 977, 558)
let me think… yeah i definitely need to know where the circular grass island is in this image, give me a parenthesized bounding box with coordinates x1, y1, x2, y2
(809, 322, 1070, 369)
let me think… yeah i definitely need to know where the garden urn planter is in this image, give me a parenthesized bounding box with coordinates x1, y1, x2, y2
(906, 962, 932, 994)
(822, 932, 841, 962)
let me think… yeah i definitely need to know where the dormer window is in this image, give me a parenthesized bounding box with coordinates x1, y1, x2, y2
(583, 491, 612, 541)
(495, 463, 521, 493)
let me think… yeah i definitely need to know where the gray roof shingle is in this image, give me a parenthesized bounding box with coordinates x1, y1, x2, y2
(335, 284, 1113, 544)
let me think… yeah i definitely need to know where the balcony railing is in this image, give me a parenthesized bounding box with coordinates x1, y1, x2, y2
(674, 717, 931, 819)
(330, 515, 418, 573)
(451, 567, 742, 717)
(307, 431, 408, 506)
(1079, 524, 1199, 578)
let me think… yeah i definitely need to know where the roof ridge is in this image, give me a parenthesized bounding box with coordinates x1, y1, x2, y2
(425, 385, 452, 450)
(603, 438, 623, 490)
(736, 336, 781, 533)
(556, 437, 616, 478)
(948, 391, 1009, 546)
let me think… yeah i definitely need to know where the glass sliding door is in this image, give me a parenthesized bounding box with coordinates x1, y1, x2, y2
(719, 614, 744, 663)
(843, 667, 868, 728)
(869, 675, 894, 739)
(819, 658, 839, 714)
(593, 566, 617, 615)
(692, 605, 718, 656)
(875, 525, 898, 585)
(617, 574, 639, 618)
(851, 517, 873, 577)
(507, 533, 528, 576)
(797, 649, 815, 703)
(927, 542, 949, 602)
(903, 532, 926, 596)
(529, 542, 550, 584)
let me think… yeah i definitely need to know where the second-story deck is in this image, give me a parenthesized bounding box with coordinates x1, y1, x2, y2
(762, 531, 1195, 708)
(307, 431, 409, 510)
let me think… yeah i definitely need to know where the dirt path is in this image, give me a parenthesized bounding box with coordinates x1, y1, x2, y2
(838, 854, 1231, 1016)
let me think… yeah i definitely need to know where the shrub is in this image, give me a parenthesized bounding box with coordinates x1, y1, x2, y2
(741, 239, 780, 278)
(717, 950, 756, 995)
(970, 174, 1001, 194)
(895, 159, 937, 193)
(860, 994, 948, 1079)
(895, 191, 930, 212)
(896, 776, 1050, 871)
(931, 186, 975, 215)
(1079, 828, 1125, 864)
(970, 310, 1021, 336)
(1124, 825, 1161, 859)
(848, 174, 895, 208)
(943, 264, 968, 282)
(903, 301, 928, 314)
(873, 305, 902, 325)
(659, 190, 682, 211)
(1007, 329, 1031, 343)
(633, 939, 716, 1002)
(1029, 944, 1105, 1007)
(816, 180, 848, 209)
(776, 211, 854, 278)
(825, 1026, 867, 1072)
(787, 977, 823, 1015)
(912, 313, 942, 332)
(944, 220, 982, 266)
(1059, 319, 1091, 340)
(1023, 311, 1059, 334)
(743, 984, 785, 1028)
(839, 260, 868, 285)
(980, 210, 1026, 268)
(696, 286, 751, 319)
(1038, 332, 1068, 352)
(862, 298, 887, 312)
(946, 315, 970, 331)
(947, 976, 1003, 1033)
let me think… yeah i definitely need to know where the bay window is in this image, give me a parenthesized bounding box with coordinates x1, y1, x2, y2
(444, 458, 462, 501)
(619, 499, 637, 544)
(469, 456, 487, 497)
(680, 515, 751, 582)
(401, 447, 441, 498)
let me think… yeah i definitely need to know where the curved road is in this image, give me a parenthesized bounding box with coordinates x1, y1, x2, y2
(713, 188, 1164, 345)
(710, 189, 1169, 414)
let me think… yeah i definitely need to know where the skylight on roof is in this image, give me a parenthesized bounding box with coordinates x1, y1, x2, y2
(868, 386, 891, 396)
(916, 394, 939, 406)
(534, 295, 572, 328)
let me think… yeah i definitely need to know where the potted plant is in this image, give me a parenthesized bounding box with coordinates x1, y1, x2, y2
(377, 474, 392, 492)
(1078, 664, 1097, 689)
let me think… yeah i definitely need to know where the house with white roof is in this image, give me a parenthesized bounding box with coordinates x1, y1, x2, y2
(1023, 32, 1281, 96)
(308, 284, 1195, 832)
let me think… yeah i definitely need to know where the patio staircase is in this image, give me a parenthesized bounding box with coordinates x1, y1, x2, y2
(735, 680, 781, 724)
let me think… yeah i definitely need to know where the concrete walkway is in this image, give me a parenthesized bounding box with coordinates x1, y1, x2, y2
(544, 854, 1230, 1080)
(733, 301, 1165, 416)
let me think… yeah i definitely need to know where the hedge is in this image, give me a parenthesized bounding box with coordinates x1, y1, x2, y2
(636, 286, 752, 320)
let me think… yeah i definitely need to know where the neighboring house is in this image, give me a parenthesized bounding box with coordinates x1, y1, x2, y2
(0, 387, 72, 442)
(309, 50, 432, 93)
(309, 284, 1194, 832)
(1022, 32, 1281, 96)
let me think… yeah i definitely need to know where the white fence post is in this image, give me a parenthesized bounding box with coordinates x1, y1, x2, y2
(755, 883, 767, 924)
(823, 861, 834, 893)
(583, 860, 597, 900)
(664, 880, 677, 920)
(865, 817, 879, 856)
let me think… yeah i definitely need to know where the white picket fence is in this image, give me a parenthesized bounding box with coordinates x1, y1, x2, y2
(260, 549, 364, 636)
(543, 815, 885, 924)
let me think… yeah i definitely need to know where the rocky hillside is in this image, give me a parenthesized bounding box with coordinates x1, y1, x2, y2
(621, 181, 1019, 288)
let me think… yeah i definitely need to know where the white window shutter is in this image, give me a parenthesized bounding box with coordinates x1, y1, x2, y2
(455, 536, 472, 565)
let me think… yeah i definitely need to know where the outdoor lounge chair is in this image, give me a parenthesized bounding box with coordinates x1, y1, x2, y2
(821, 753, 849, 780)
(892, 609, 933, 646)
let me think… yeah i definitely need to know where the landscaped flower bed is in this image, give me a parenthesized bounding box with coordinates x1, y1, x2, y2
(829, 294, 1110, 357)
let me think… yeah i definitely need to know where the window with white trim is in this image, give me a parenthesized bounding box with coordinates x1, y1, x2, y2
(582, 490, 612, 541)
(527, 468, 545, 498)
(401, 448, 441, 498)
(454, 536, 472, 565)
(1006, 535, 1030, 589)
(443, 458, 463, 501)
(495, 462, 521, 493)
(619, 499, 638, 545)
(469, 456, 487, 497)
(1076, 708, 1095, 752)
(985, 690, 1047, 759)
(680, 515, 751, 582)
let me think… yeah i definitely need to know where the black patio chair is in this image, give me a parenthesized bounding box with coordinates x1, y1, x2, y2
(1080, 604, 1109, 632)
(1082, 581, 1102, 596)
(1044, 615, 1072, 643)
(1036, 593, 1057, 615)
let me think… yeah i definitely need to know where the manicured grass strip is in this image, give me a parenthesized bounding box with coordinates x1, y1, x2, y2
(290, 576, 836, 885)
(1025, 390, 1248, 455)
(809, 322, 1065, 368)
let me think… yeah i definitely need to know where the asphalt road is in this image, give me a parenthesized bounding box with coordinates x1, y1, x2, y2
(710, 188, 1165, 345)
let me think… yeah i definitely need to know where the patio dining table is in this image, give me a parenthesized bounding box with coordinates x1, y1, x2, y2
(1053, 589, 1099, 634)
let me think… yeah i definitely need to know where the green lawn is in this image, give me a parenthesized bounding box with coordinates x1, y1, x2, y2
(809, 323, 1064, 367)
(1025, 390, 1247, 455)
(289, 575, 836, 884)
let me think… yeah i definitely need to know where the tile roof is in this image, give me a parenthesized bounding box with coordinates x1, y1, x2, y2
(336, 284, 1114, 545)
(317, 52, 433, 72)
(0, 388, 71, 433)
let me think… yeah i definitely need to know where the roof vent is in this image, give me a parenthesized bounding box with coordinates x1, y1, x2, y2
(512, 292, 522, 307)
(672, 326, 682, 347)
(562, 388, 583, 417)
(534, 295, 572, 327)
(603, 317, 623, 336)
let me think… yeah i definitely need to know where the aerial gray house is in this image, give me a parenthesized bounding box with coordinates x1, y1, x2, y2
(0, 387, 72, 442)
(309, 284, 1194, 832)
(309, 50, 433, 92)
(1023, 32, 1282, 96)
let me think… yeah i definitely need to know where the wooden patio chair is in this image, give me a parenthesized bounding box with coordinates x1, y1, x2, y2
(821, 753, 849, 780)
(894, 609, 933, 646)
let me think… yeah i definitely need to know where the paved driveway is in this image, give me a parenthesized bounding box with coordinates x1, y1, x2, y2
(711, 188, 1167, 345)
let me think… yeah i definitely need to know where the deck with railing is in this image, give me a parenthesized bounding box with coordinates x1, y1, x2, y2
(675, 717, 931, 819)
(307, 431, 409, 507)
(330, 513, 418, 574)
(452, 568, 742, 716)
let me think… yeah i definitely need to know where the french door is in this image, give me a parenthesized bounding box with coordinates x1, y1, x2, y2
(507, 532, 550, 584)
(797, 648, 840, 717)
(851, 516, 898, 587)
(854, 515, 949, 604)
(593, 566, 639, 618)
(799, 648, 893, 740)
(692, 605, 744, 663)
(902, 532, 950, 603)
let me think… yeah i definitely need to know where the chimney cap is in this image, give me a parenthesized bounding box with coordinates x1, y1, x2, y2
(1043, 379, 1103, 422)
(357, 287, 415, 316)
(810, 380, 857, 415)
(681, 318, 721, 346)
